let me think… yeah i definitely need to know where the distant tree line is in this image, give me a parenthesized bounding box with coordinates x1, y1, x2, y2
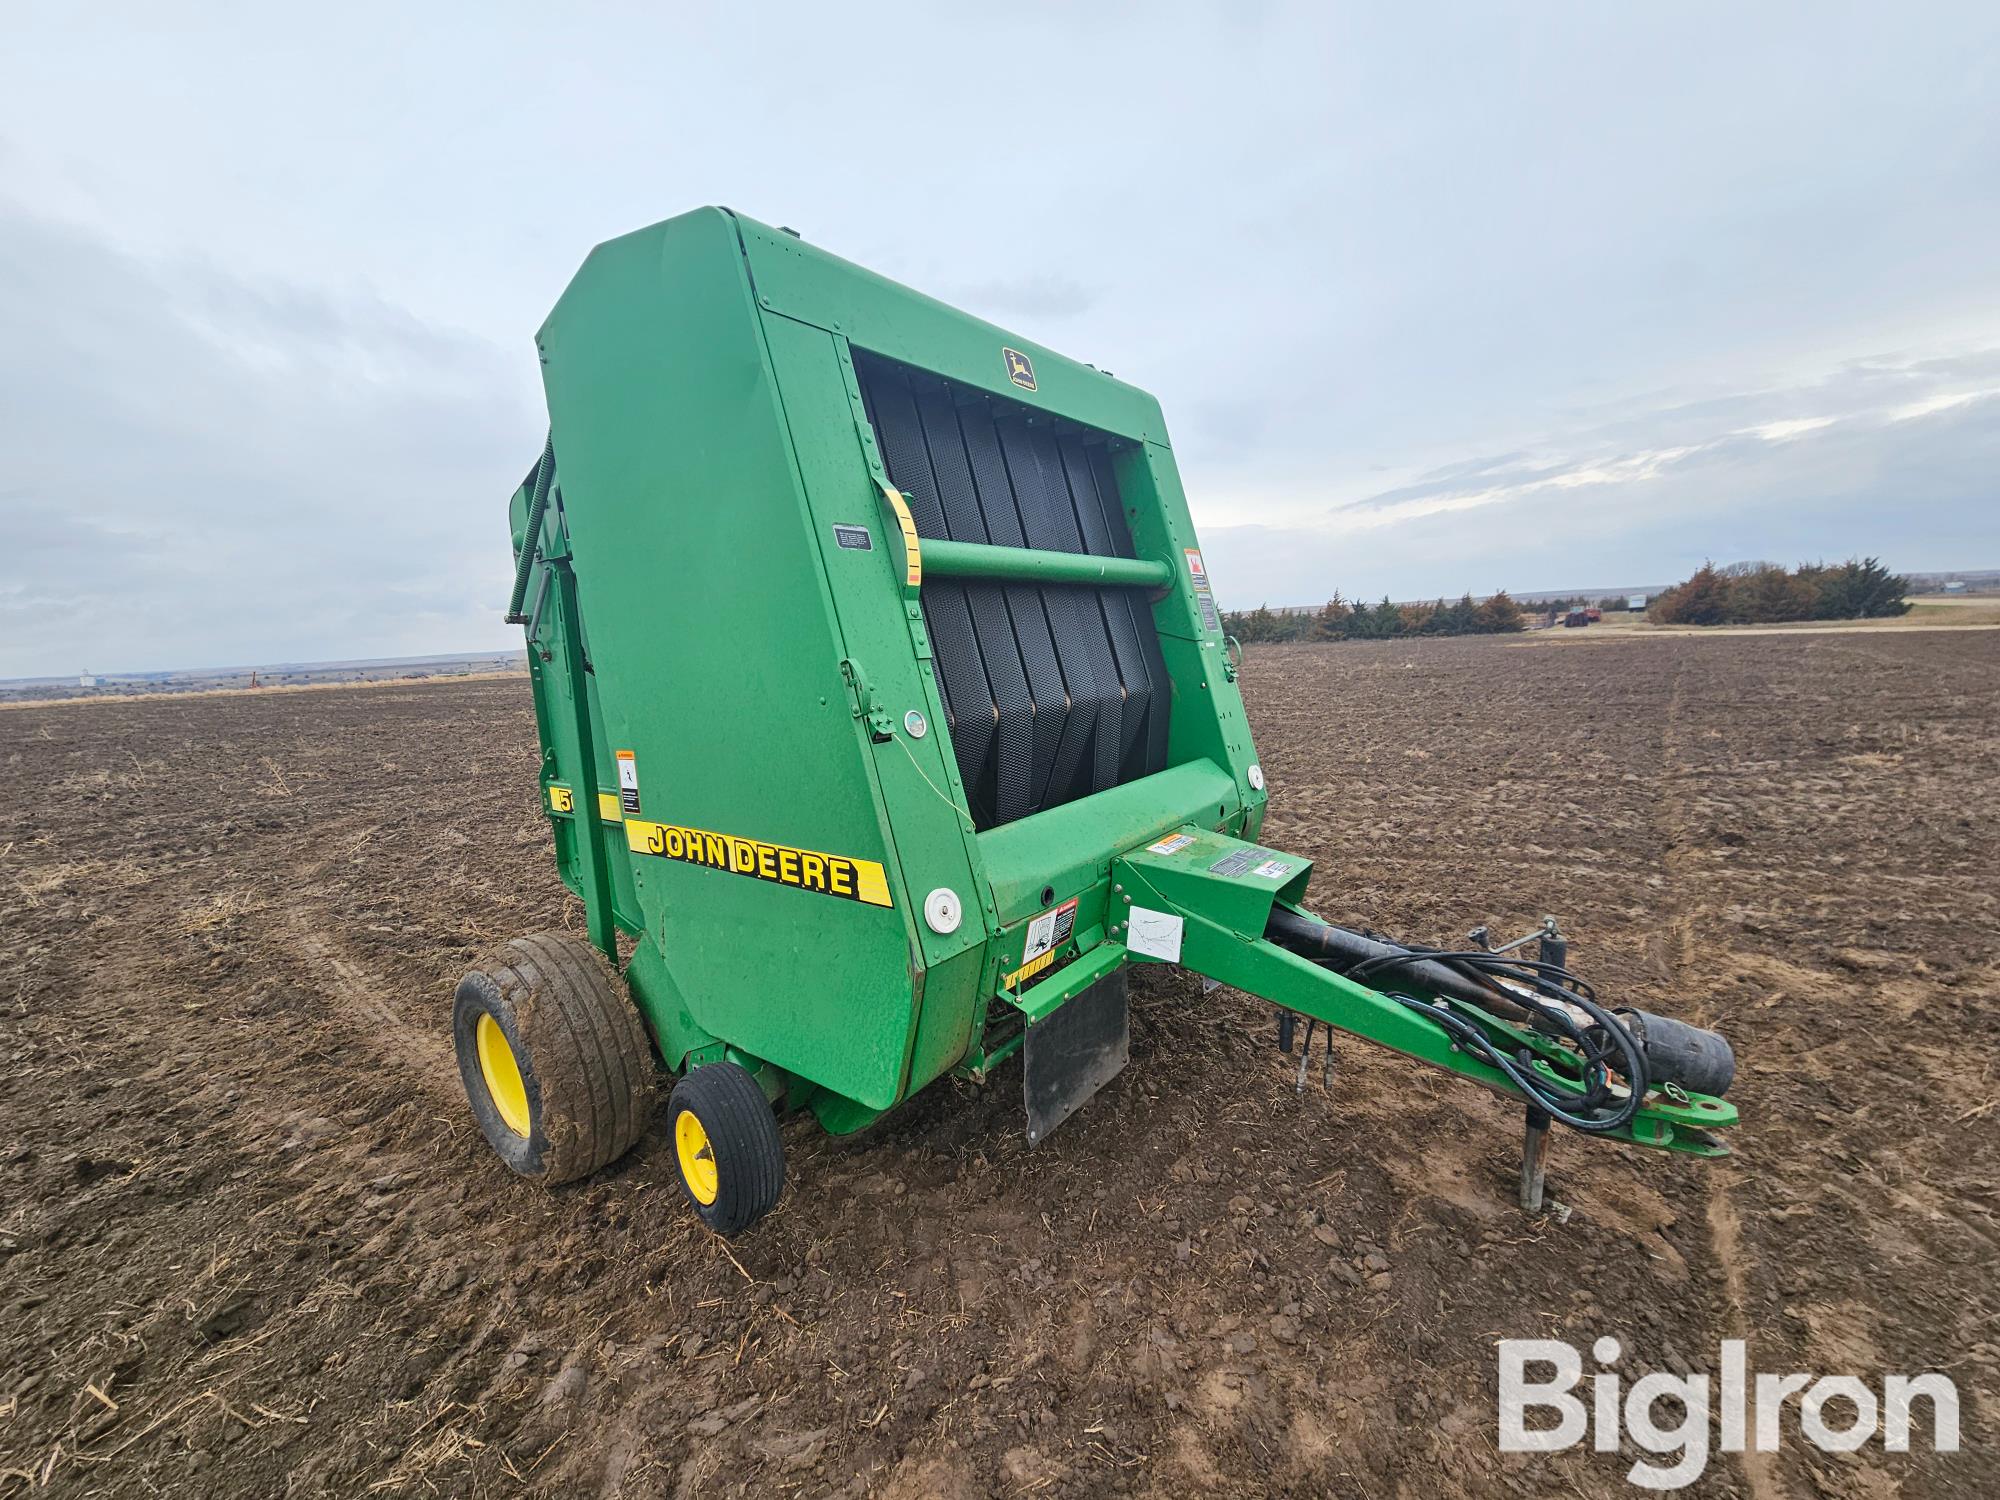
(1222, 590, 1526, 643)
(1647, 558, 1910, 626)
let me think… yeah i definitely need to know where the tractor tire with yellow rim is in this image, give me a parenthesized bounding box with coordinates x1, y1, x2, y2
(668, 1062, 785, 1236)
(452, 932, 654, 1184)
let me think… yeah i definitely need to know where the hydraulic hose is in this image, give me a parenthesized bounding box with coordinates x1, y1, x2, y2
(1265, 907, 1650, 1133)
(1266, 908, 1534, 1019)
(505, 435, 557, 624)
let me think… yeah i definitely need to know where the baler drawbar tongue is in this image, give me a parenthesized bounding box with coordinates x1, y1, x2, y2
(1093, 825, 1736, 1204)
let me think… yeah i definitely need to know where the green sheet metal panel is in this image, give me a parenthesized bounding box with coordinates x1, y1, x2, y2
(536, 209, 921, 1111)
(753, 312, 989, 1093)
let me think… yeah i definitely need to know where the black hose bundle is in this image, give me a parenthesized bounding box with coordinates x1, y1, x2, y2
(1266, 909, 1650, 1133)
(1351, 946, 1647, 1133)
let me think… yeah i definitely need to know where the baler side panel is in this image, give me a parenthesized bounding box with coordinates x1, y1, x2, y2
(1114, 442, 1266, 840)
(535, 210, 921, 1111)
(752, 313, 990, 1094)
(511, 489, 645, 938)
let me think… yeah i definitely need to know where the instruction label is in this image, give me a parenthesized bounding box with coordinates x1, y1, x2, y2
(1127, 907, 1184, 963)
(624, 819, 892, 908)
(1206, 847, 1294, 881)
(615, 749, 642, 816)
(832, 524, 873, 551)
(1184, 549, 1222, 634)
(1146, 832, 1196, 856)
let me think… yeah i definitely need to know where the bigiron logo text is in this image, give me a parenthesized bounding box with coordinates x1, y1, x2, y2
(1498, 1337, 1960, 1490)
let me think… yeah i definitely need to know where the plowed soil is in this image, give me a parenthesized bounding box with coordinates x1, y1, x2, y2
(3, 630, 1994, 1497)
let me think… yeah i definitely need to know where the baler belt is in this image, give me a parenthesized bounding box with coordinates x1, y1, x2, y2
(855, 353, 1170, 829)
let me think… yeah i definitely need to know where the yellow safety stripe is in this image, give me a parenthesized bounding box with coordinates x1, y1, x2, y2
(878, 481, 922, 588)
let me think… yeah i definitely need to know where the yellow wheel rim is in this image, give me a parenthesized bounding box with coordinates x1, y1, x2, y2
(475, 1013, 532, 1138)
(675, 1109, 719, 1205)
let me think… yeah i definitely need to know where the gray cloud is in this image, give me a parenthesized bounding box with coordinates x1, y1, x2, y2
(1204, 380, 2000, 608)
(0, 204, 536, 676)
(1, 6, 1997, 672)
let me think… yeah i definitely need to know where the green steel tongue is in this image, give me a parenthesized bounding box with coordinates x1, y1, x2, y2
(1091, 826, 1736, 1203)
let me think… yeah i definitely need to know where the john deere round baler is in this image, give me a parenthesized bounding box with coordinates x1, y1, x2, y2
(451, 207, 1737, 1235)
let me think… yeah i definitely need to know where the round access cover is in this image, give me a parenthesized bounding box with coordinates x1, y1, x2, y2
(924, 887, 962, 934)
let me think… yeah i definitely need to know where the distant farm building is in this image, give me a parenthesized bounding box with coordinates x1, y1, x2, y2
(78, 673, 97, 688)
(1628, 595, 1647, 611)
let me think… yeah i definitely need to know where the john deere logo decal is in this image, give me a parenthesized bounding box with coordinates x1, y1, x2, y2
(1003, 347, 1037, 391)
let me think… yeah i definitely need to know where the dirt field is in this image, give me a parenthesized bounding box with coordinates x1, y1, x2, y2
(3, 631, 1993, 1497)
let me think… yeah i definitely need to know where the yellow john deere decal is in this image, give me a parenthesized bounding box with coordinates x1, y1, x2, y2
(625, 820, 893, 908)
(1003, 346, 1037, 391)
(877, 481, 921, 588)
(547, 785, 575, 814)
(597, 791, 622, 823)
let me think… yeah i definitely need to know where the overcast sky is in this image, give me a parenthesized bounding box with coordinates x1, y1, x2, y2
(4, 4, 1997, 676)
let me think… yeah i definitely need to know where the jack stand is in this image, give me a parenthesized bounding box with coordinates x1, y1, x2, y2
(1538, 916, 1567, 972)
(1520, 1106, 1553, 1212)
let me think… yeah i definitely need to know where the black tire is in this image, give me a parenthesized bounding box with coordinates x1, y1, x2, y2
(668, 1062, 785, 1236)
(453, 932, 654, 1184)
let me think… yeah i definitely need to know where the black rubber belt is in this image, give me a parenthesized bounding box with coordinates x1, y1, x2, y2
(854, 352, 1169, 831)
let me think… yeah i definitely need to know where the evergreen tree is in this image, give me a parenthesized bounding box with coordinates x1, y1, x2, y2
(1737, 564, 1819, 622)
(1649, 557, 1909, 625)
(1476, 590, 1526, 633)
(1814, 556, 1910, 618)
(1649, 563, 1731, 625)
(1314, 592, 1354, 640)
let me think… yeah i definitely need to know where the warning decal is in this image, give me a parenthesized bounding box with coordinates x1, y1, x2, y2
(1006, 951, 1056, 988)
(1146, 832, 1196, 856)
(1006, 896, 1078, 988)
(615, 749, 642, 816)
(1022, 897, 1078, 965)
(1184, 549, 1222, 634)
(624, 819, 893, 908)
